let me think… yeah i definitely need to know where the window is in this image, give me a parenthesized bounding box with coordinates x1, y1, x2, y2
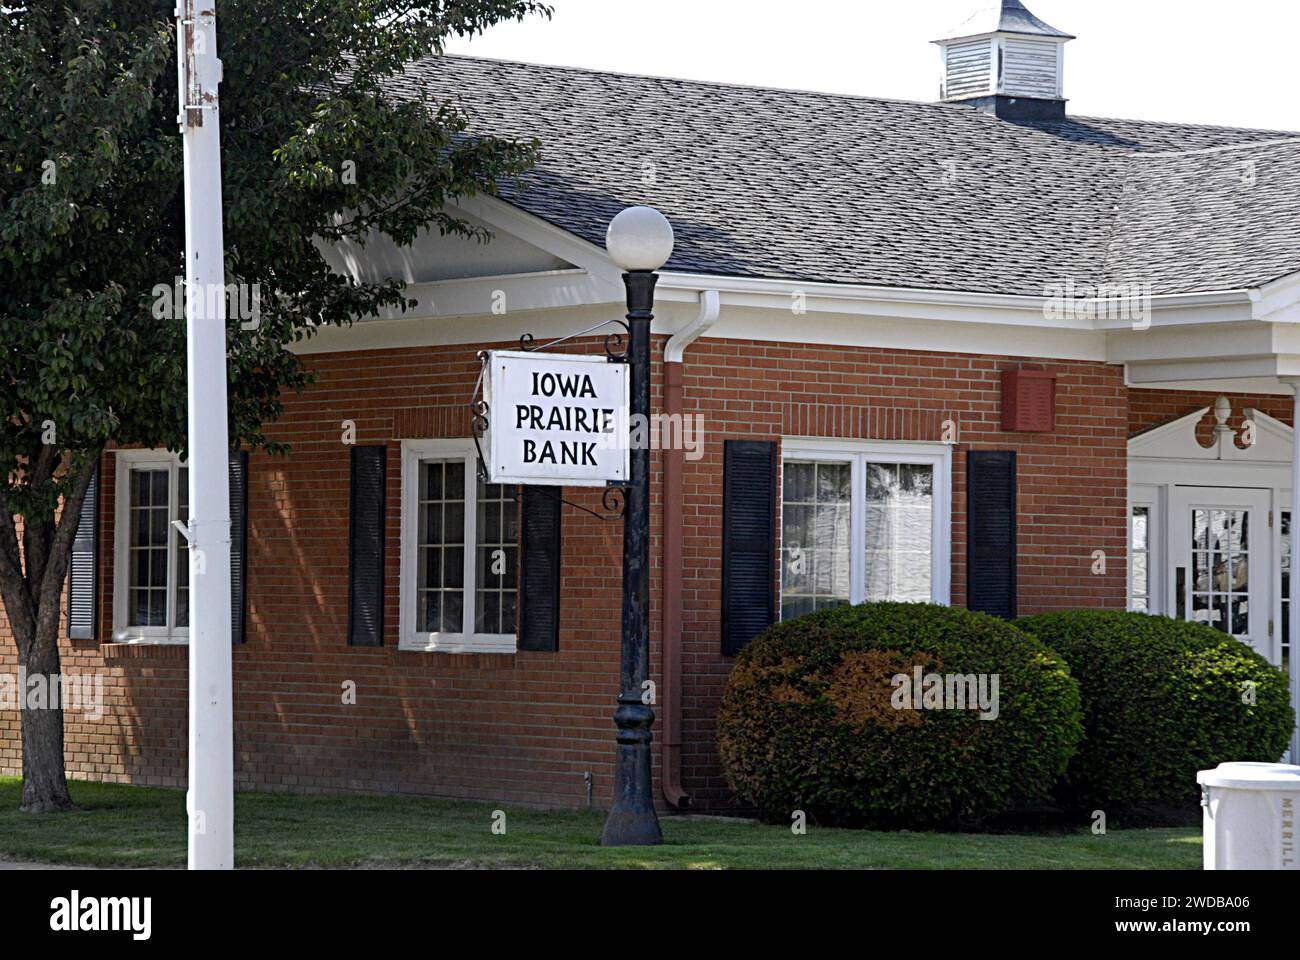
(1129, 505, 1150, 612)
(780, 460, 851, 615)
(400, 440, 520, 652)
(1127, 486, 1161, 615)
(1190, 508, 1251, 637)
(113, 451, 189, 643)
(779, 441, 950, 620)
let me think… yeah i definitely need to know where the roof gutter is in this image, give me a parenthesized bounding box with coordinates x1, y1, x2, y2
(660, 289, 719, 809)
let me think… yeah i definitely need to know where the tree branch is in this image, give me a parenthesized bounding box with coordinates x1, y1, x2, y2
(21, 443, 60, 590)
(0, 508, 36, 660)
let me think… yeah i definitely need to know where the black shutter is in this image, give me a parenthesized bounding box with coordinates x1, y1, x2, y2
(519, 485, 561, 652)
(229, 451, 249, 644)
(348, 445, 387, 646)
(721, 440, 777, 655)
(66, 460, 99, 640)
(967, 450, 1017, 619)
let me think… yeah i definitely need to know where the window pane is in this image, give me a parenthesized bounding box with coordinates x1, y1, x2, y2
(864, 463, 933, 602)
(1129, 505, 1150, 612)
(781, 460, 850, 618)
(443, 590, 464, 633)
(128, 467, 170, 627)
(417, 459, 466, 634)
(475, 480, 518, 637)
(783, 462, 814, 503)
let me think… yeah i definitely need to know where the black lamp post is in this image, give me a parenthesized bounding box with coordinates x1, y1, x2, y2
(600, 206, 674, 846)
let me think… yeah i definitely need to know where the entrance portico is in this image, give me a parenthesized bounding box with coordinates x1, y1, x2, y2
(1115, 278, 1300, 758)
(1129, 397, 1300, 759)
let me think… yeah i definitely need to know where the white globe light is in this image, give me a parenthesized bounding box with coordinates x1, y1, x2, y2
(605, 205, 675, 272)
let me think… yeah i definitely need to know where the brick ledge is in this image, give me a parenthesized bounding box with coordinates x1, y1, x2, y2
(99, 642, 188, 660)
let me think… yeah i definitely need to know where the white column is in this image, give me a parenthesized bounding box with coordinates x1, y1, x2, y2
(1291, 384, 1300, 762)
(178, 0, 234, 869)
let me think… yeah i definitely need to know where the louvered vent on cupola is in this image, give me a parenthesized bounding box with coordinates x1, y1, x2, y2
(943, 38, 994, 100)
(935, 0, 1074, 122)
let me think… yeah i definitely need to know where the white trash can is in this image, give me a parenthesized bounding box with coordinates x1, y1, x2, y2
(1197, 762, 1300, 870)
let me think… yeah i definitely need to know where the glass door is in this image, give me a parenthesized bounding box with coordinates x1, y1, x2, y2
(1169, 487, 1273, 659)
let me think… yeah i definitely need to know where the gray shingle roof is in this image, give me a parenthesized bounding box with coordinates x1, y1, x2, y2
(388, 55, 1300, 297)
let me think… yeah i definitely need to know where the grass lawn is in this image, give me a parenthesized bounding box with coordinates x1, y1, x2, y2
(0, 777, 1201, 869)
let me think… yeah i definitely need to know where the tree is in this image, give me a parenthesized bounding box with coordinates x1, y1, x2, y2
(0, 0, 549, 812)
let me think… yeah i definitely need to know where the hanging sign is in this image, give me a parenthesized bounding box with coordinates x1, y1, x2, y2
(482, 350, 630, 486)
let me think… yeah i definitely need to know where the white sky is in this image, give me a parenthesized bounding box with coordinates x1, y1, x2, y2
(444, 0, 1300, 131)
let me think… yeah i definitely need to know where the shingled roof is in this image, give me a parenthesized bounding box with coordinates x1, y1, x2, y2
(388, 55, 1300, 297)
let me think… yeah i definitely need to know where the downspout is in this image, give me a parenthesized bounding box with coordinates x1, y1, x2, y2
(661, 289, 720, 808)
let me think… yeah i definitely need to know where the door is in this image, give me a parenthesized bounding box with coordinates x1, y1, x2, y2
(1169, 487, 1273, 659)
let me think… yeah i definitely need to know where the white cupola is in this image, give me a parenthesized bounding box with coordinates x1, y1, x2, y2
(935, 0, 1074, 121)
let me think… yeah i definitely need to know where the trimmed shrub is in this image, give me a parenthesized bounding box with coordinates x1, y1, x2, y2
(1016, 610, 1294, 811)
(717, 602, 1083, 829)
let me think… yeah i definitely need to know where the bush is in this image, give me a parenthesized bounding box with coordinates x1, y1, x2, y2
(717, 602, 1083, 829)
(1016, 610, 1294, 812)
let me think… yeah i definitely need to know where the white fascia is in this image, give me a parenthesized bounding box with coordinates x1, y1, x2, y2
(1249, 269, 1300, 322)
(653, 271, 1062, 328)
(655, 271, 1263, 331)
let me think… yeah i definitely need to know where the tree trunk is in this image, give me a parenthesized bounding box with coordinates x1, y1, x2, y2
(0, 452, 95, 813)
(18, 627, 72, 812)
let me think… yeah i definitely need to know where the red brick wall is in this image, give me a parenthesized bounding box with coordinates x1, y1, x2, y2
(674, 342, 1129, 804)
(0, 337, 1132, 811)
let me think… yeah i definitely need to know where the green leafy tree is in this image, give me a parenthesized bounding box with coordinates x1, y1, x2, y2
(0, 0, 548, 812)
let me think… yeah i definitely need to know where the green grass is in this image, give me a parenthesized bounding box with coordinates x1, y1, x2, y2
(0, 778, 1201, 869)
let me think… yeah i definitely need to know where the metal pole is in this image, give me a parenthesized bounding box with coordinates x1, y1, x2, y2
(600, 271, 663, 846)
(177, 0, 234, 870)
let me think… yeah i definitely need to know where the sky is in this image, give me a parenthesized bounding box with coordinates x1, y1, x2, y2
(444, 0, 1300, 131)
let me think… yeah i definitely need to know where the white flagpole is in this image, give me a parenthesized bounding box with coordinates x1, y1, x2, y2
(176, 0, 234, 870)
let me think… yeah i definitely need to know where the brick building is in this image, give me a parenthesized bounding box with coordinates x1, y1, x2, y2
(5, 0, 1300, 809)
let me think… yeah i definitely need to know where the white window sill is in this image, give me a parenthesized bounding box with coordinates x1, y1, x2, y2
(110, 632, 189, 646)
(399, 634, 517, 655)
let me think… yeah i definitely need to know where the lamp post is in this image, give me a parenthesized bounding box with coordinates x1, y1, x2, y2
(600, 206, 674, 846)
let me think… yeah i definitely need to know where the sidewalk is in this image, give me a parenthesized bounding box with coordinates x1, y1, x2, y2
(0, 860, 94, 870)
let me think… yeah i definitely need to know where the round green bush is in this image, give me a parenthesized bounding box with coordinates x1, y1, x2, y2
(717, 602, 1083, 829)
(1016, 610, 1294, 811)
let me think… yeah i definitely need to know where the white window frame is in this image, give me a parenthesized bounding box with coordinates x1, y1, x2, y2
(399, 439, 518, 654)
(779, 438, 952, 612)
(112, 449, 189, 644)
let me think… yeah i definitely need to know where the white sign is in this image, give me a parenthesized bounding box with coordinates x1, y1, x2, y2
(483, 350, 630, 486)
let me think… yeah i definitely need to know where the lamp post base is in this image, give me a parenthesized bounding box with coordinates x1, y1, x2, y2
(600, 701, 663, 846)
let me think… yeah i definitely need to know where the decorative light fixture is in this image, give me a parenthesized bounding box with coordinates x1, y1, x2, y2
(605, 205, 675, 273)
(599, 206, 674, 847)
